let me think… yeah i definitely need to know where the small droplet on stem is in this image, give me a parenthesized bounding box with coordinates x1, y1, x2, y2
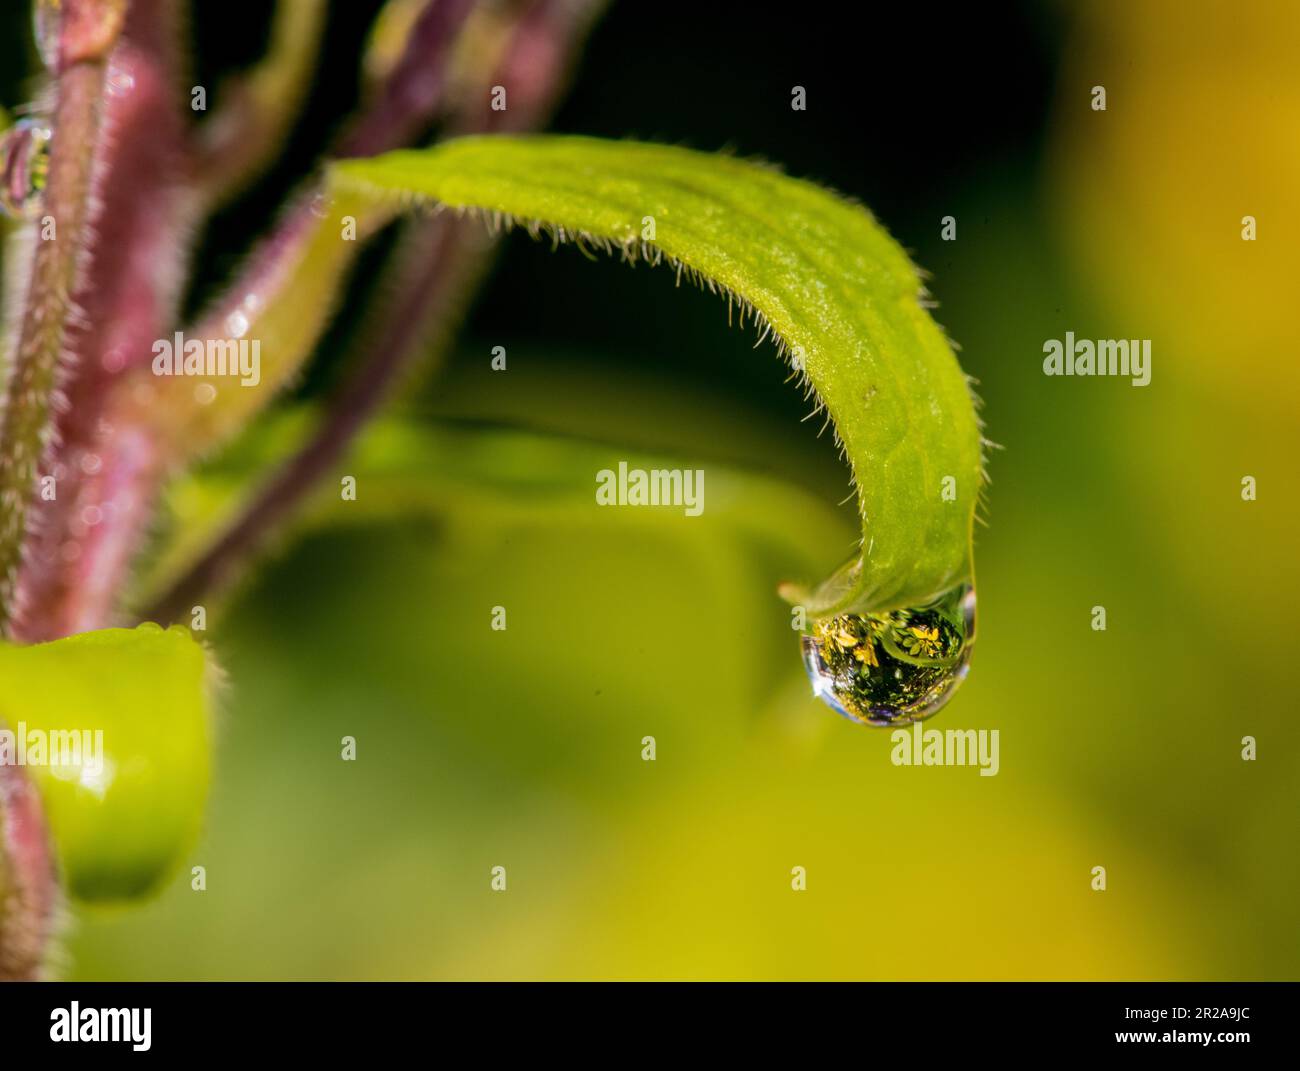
(0, 120, 53, 220)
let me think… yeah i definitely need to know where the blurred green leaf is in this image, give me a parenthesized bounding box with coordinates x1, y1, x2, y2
(137, 416, 856, 618)
(0, 625, 212, 902)
(332, 135, 983, 613)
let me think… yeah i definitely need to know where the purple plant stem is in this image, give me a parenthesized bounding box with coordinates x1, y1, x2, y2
(191, 0, 327, 209)
(144, 218, 486, 625)
(334, 0, 477, 158)
(142, 0, 603, 624)
(10, 1, 193, 643)
(0, 761, 58, 981)
(14, 0, 479, 640)
(0, 41, 114, 635)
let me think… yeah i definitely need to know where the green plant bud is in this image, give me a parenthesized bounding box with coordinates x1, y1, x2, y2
(0, 624, 214, 903)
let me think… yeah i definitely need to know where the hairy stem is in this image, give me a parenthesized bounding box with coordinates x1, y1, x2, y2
(143, 217, 489, 623)
(142, 0, 602, 622)
(15, 0, 477, 638)
(0, 54, 111, 634)
(12, 0, 194, 643)
(0, 762, 57, 981)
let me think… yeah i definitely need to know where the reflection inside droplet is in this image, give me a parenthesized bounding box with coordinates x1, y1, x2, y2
(802, 582, 975, 727)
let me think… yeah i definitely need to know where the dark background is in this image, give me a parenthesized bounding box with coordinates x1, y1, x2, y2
(2, 0, 1063, 428)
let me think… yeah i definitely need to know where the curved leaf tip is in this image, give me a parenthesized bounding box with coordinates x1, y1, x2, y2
(332, 134, 985, 614)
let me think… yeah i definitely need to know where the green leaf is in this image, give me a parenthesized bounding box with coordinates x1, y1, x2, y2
(0, 625, 212, 902)
(331, 135, 984, 614)
(133, 415, 856, 617)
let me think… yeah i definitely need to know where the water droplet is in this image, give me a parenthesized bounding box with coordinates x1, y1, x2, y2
(225, 309, 250, 337)
(106, 68, 135, 98)
(0, 119, 52, 220)
(802, 582, 975, 727)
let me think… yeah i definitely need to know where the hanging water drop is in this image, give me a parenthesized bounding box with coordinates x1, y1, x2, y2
(0, 120, 52, 220)
(802, 581, 976, 726)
